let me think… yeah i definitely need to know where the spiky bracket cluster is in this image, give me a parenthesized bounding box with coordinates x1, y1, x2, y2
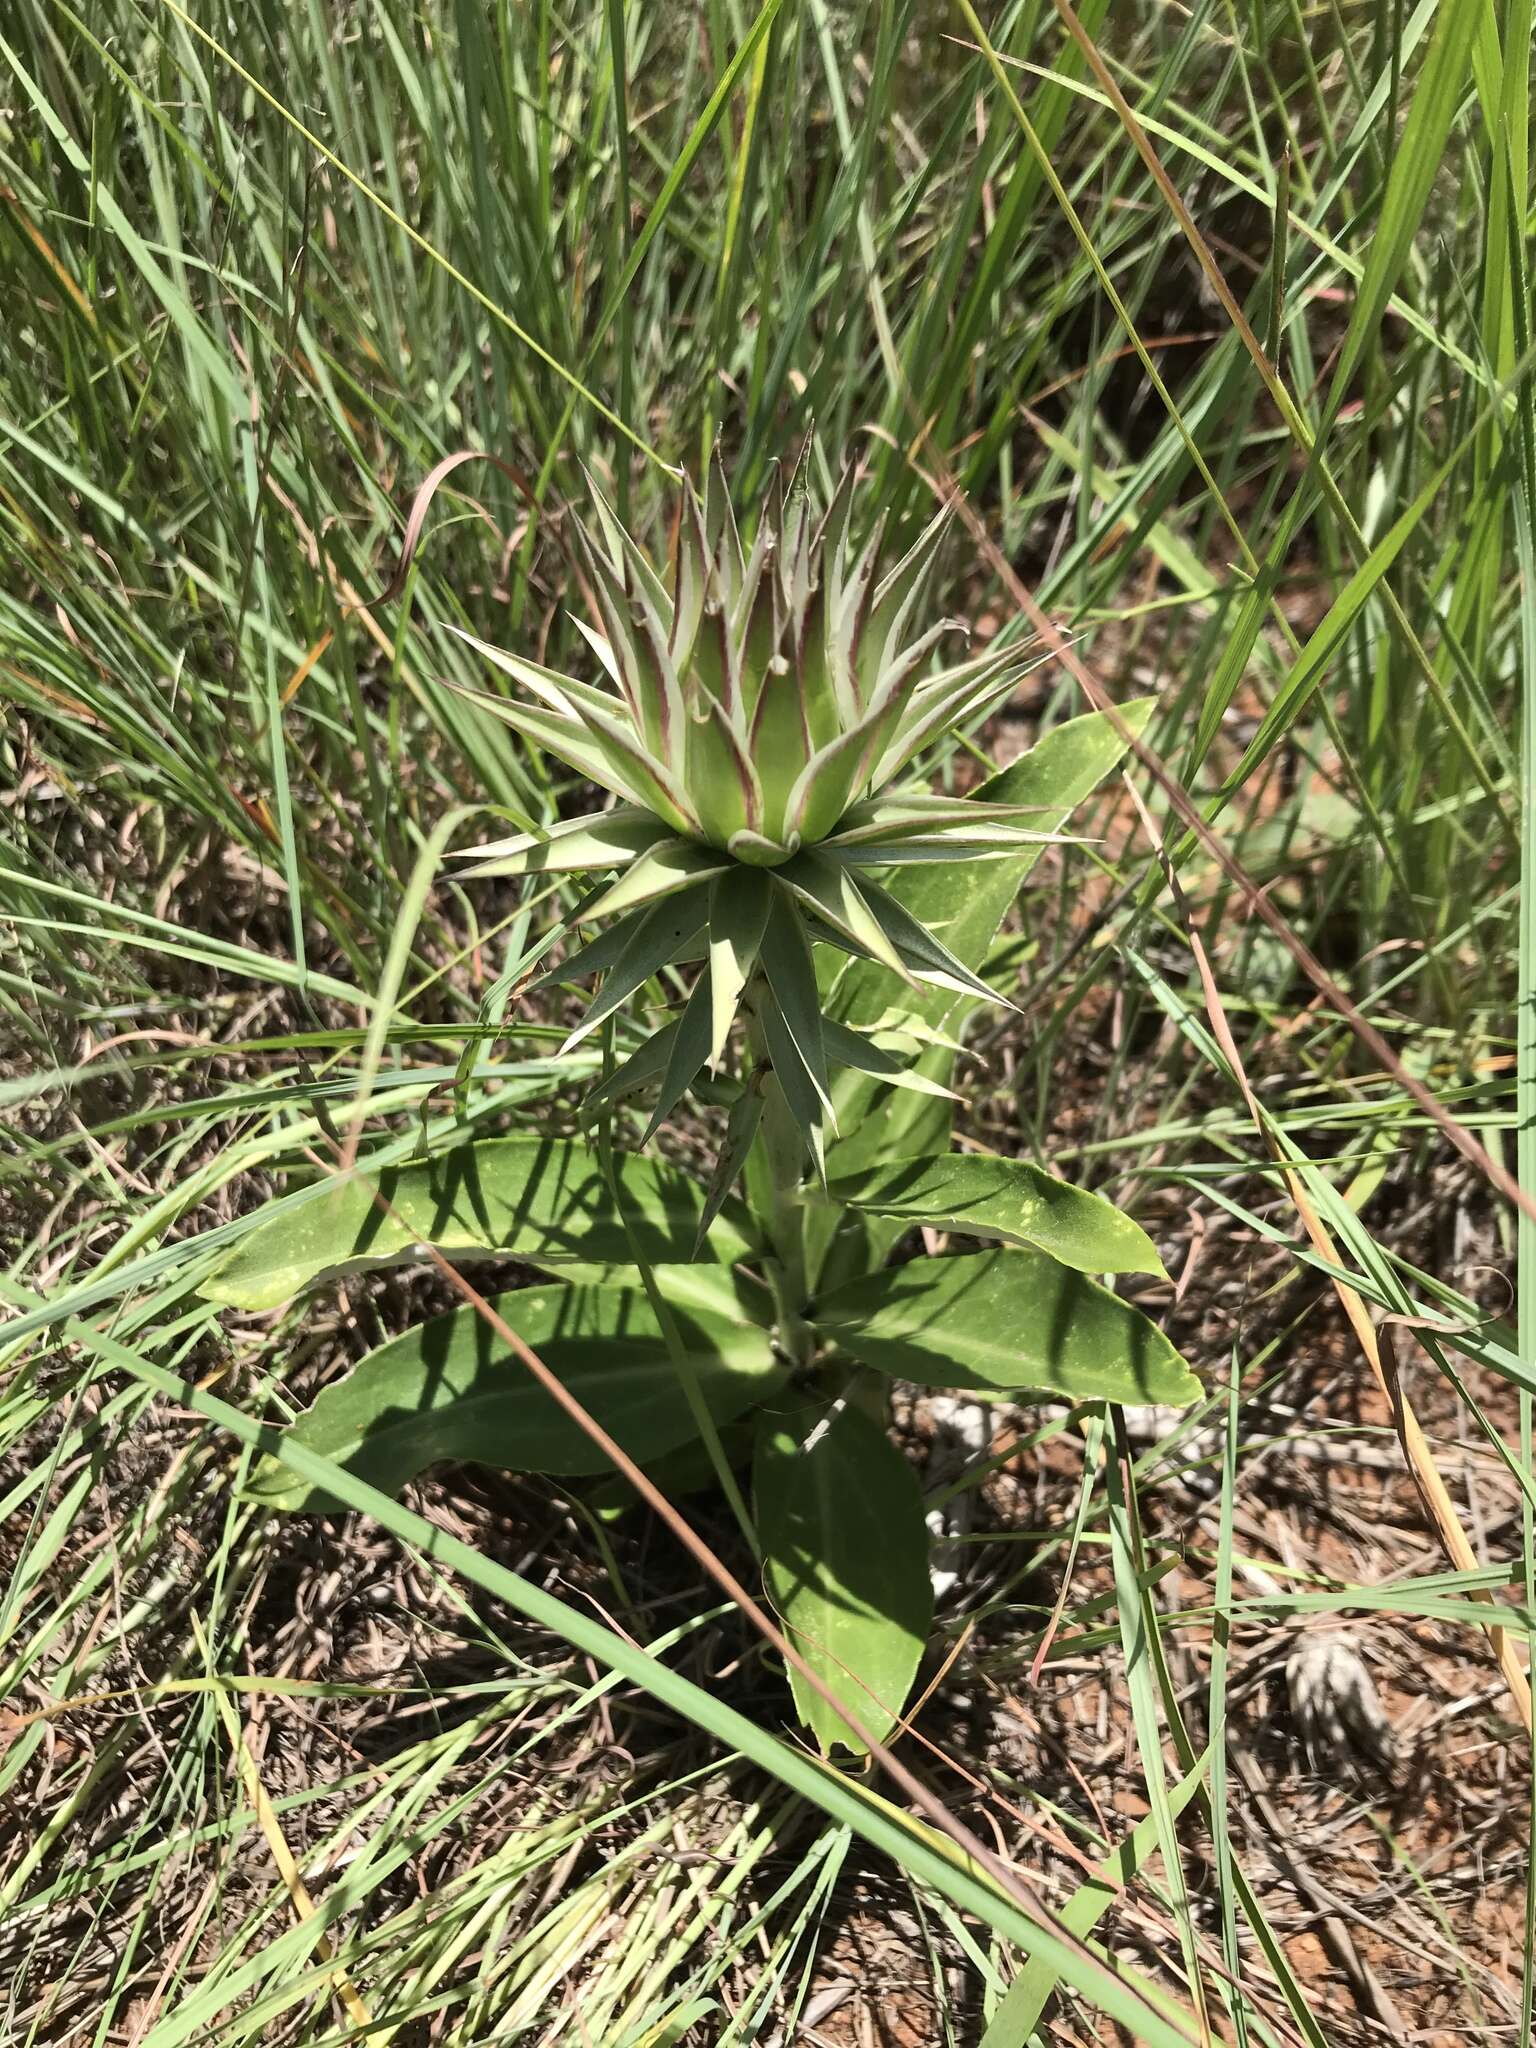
(449, 448, 1057, 1172)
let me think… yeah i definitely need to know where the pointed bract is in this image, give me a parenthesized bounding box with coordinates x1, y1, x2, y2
(453, 444, 1064, 1162)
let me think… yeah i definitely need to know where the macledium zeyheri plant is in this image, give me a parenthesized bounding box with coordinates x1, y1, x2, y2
(443, 447, 1059, 1175)
(208, 446, 1198, 1755)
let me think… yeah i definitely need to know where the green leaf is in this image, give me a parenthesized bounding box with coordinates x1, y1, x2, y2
(546, 880, 712, 978)
(580, 840, 730, 924)
(832, 795, 1055, 841)
(828, 1155, 1166, 1277)
(755, 1397, 932, 1754)
(817, 1249, 1199, 1406)
(533, 884, 707, 991)
(814, 701, 1155, 1284)
(696, 1081, 767, 1250)
(581, 462, 676, 632)
(747, 655, 815, 828)
(586, 1414, 758, 1518)
(707, 866, 771, 1064)
(642, 974, 714, 1140)
(562, 886, 717, 1048)
(528, 1262, 773, 1324)
(827, 835, 1050, 866)
(759, 883, 834, 1117)
(820, 1018, 961, 1100)
(201, 1137, 752, 1312)
(857, 877, 1018, 1010)
(451, 808, 673, 878)
(447, 682, 639, 804)
(1324, 0, 1484, 409)
(685, 692, 765, 844)
(861, 504, 951, 688)
(871, 645, 1033, 788)
(759, 991, 828, 1179)
(248, 1280, 784, 1510)
(778, 849, 914, 983)
(582, 1020, 679, 1113)
(783, 686, 906, 844)
(451, 622, 700, 833)
(833, 699, 1156, 1041)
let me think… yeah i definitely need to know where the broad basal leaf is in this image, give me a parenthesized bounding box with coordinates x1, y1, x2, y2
(249, 1280, 783, 1510)
(828, 1154, 1166, 1277)
(505, 1261, 773, 1324)
(755, 1396, 932, 1755)
(202, 1136, 753, 1312)
(587, 1414, 758, 1519)
(817, 1249, 1198, 1406)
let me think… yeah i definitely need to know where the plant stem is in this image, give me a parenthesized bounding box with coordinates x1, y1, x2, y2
(744, 1007, 815, 1372)
(596, 1020, 760, 1556)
